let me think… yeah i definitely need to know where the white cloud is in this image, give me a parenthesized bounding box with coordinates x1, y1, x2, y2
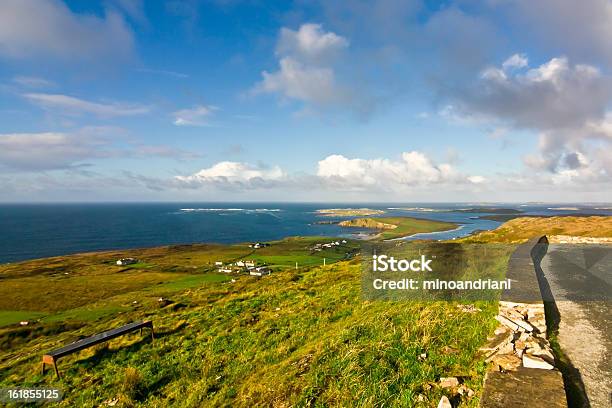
(0, 128, 198, 171)
(316, 151, 483, 190)
(452, 54, 612, 186)
(502, 53, 528, 70)
(0, 131, 109, 171)
(0, 0, 134, 61)
(175, 161, 285, 188)
(458, 56, 612, 130)
(277, 23, 348, 64)
(173, 105, 216, 126)
(497, 0, 612, 66)
(253, 23, 355, 111)
(256, 57, 345, 106)
(467, 175, 487, 184)
(12, 76, 55, 88)
(24, 93, 150, 117)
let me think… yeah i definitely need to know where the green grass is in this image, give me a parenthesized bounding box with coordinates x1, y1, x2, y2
(375, 217, 457, 240)
(0, 311, 46, 327)
(340, 216, 458, 240)
(0, 238, 506, 407)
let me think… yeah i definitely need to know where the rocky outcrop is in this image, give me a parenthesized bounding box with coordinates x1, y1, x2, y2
(338, 218, 397, 230)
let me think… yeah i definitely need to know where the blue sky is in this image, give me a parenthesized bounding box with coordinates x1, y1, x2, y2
(0, 0, 611, 202)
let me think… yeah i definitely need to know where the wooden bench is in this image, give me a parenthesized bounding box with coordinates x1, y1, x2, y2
(42, 320, 154, 378)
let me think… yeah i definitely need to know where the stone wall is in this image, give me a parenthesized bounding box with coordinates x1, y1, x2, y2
(480, 237, 568, 407)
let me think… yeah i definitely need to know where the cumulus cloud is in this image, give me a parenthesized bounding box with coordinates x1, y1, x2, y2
(175, 162, 285, 189)
(256, 58, 345, 106)
(501, 53, 528, 70)
(495, 0, 612, 67)
(0, 0, 134, 61)
(174, 151, 487, 194)
(450, 53, 612, 186)
(173, 105, 217, 126)
(253, 23, 358, 112)
(316, 151, 484, 190)
(24, 93, 150, 117)
(457, 56, 612, 130)
(277, 23, 348, 64)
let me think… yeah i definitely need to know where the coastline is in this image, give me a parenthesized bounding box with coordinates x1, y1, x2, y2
(384, 224, 466, 241)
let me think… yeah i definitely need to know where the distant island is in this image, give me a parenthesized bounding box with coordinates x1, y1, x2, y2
(454, 208, 523, 214)
(338, 216, 458, 240)
(316, 208, 386, 217)
(389, 207, 524, 215)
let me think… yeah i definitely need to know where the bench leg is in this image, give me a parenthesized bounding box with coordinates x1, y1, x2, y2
(53, 361, 60, 379)
(41, 361, 46, 375)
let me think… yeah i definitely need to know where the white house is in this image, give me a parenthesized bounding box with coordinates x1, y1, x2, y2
(249, 266, 271, 276)
(116, 258, 138, 266)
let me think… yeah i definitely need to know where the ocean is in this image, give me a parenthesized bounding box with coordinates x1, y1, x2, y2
(1, 203, 610, 264)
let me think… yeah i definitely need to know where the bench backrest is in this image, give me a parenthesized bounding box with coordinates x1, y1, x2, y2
(47, 321, 152, 359)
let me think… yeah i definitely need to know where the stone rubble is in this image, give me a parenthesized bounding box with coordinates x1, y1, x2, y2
(439, 377, 459, 388)
(481, 301, 557, 372)
(437, 396, 452, 408)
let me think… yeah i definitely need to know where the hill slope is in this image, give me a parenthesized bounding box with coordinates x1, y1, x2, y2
(462, 216, 612, 243)
(0, 240, 503, 407)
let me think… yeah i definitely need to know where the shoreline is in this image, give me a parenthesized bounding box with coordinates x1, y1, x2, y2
(384, 224, 466, 241)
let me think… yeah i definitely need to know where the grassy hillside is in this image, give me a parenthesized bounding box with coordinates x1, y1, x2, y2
(0, 238, 506, 407)
(462, 216, 612, 243)
(338, 217, 457, 240)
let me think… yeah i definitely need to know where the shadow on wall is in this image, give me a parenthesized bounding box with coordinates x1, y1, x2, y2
(530, 236, 590, 408)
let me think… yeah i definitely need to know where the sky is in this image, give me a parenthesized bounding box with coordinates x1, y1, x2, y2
(0, 0, 611, 202)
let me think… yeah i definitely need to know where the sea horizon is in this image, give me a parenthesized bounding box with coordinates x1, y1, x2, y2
(2, 202, 611, 264)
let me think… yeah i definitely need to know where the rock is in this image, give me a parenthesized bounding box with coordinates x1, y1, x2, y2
(527, 346, 555, 363)
(19, 321, 29, 326)
(523, 354, 554, 369)
(418, 352, 427, 361)
(495, 315, 520, 331)
(494, 326, 508, 335)
(514, 340, 527, 358)
(480, 332, 513, 353)
(503, 308, 527, 321)
(502, 312, 535, 332)
(437, 396, 452, 408)
(439, 377, 459, 388)
(458, 384, 475, 397)
(416, 394, 426, 402)
(491, 354, 522, 371)
(157, 297, 172, 307)
(499, 300, 525, 309)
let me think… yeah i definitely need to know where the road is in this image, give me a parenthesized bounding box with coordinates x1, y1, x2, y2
(540, 243, 611, 407)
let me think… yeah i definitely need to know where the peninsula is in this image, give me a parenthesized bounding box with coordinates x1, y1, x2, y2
(338, 216, 458, 240)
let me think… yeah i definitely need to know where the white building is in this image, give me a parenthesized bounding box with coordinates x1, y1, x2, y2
(116, 258, 138, 266)
(249, 266, 271, 276)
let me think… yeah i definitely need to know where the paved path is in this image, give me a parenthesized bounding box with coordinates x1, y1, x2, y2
(541, 243, 611, 407)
